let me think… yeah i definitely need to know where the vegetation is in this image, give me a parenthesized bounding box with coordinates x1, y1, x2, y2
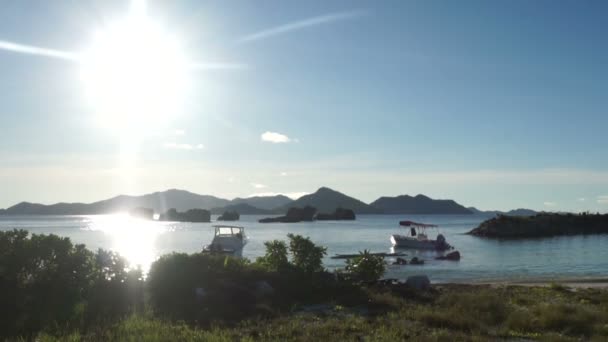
(469, 212, 608, 238)
(259, 206, 317, 223)
(159, 208, 211, 222)
(4, 229, 608, 341)
(343, 249, 386, 282)
(217, 210, 240, 221)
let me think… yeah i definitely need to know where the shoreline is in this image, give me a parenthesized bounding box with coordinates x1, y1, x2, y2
(463, 277, 608, 289)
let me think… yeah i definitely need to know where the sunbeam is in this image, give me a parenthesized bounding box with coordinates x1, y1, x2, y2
(0, 40, 80, 61)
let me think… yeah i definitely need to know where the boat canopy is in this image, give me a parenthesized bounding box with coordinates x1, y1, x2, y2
(399, 220, 438, 228)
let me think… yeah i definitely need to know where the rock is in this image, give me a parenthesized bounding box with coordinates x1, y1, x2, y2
(392, 257, 407, 265)
(409, 257, 424, 265)
(315, 207, 356, 221)
(159, 208, 211, 222)
(259, 206, 317, 223)
(218, 210, 240, 221)
(435, 251, 461, 261)
(405, 275, 431, 290)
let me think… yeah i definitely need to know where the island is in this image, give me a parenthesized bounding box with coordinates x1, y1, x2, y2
(159, 208, 211, 223)
(128, 207, 154, 220)
(468, 212, 608, 238)
(259, 206, 317, 223)
(217, 210, 240, 221)
(315, 207, 356, 221)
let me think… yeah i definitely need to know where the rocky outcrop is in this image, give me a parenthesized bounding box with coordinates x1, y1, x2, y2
(159, 208, 211, 223)
(217, 210, 240, 221)
(468, 213, 608, 238)
(259, 206, 317, 223)
(315, 208, 356, 221)
(436, 251, 461, 261)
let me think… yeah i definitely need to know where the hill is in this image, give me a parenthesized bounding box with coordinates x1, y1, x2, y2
(210, 203, 272, 215)
(230, 195, 293, 210)
(275, 187, 380, 214)
(371, 194, 472, 214)
(468, 207, 538, 216)
(468, 213, 608, 238)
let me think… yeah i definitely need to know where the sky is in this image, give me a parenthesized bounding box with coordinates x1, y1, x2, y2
(0, 0, 607, 212)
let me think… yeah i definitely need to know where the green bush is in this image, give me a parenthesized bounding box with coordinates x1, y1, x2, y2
(344, 250, 386, 282)
(286, 233, 327, 273)
(0, 230, 142, 339)
(256, 240, 289, 271)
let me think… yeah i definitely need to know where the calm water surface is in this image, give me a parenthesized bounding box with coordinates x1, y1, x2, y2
(2, 214, 607, 283)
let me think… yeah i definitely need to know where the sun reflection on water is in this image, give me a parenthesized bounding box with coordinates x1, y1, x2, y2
(87, 214, 166, 274)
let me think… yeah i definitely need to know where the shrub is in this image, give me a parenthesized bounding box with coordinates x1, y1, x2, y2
(286, 234, 327, 273)
(256, 240, 289, 271)
(344, 250, 386, 282)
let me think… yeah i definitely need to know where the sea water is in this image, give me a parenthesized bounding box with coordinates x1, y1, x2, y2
(2, 214, 607, 283)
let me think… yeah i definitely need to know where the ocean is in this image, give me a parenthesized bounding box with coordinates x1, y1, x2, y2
(2, 214, 607, 283)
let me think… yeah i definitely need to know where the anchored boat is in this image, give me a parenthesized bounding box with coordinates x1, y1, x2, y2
(391, 220, 451, 251)
(203, 225, 247, 256)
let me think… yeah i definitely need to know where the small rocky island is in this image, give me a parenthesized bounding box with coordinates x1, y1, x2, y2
(259, 206, 317, 223)
(315, 207, 356, 221)
(159, 208, 211, 223)
(468, 213, 608, 238)
(217, 210, 240, 221)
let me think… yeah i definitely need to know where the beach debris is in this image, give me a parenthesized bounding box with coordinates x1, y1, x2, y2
(409, 257, 424, 265)
(405, 275, 431, 290)
(435, 250, 461, 261)
(331, 252, 407, 259)
(392, 257, 408, 265)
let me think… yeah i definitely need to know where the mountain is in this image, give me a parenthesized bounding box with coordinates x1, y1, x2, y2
(2, 189, 230, 215)
(230, 195, 293, 210)
(371, 194, 472, 214)
(468, 207, 538, 216)
(210, 203, 272, 215)
(275, 187, 381, 214)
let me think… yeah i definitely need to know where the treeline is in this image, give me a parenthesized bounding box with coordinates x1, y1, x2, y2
(0, 229, 384, 340)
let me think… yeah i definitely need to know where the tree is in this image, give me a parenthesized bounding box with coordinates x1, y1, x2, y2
(344, 250, 386, 282)
(287, 234, 327, 273)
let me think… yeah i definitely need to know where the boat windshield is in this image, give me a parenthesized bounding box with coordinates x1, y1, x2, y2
(214, 225, 244, 236)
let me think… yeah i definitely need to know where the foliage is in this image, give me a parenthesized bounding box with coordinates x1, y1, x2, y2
(344, 250, 386, 282)
(256, 240, 289, 271)
(286, 233, 327, 273)
(0, 229, 143, 339)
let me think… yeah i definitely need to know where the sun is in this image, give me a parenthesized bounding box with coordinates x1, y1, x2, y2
(80, 13, 190, 134)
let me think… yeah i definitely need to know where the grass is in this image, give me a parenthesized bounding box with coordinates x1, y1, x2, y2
(31, 284, 608, 341)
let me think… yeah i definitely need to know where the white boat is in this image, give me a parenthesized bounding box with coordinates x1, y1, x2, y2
(390, 220, 451, 251)
(203, 225, 247, 255)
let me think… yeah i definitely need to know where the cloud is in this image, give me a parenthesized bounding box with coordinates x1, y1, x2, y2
(0, 39, 79, 61)
(239, 10, 368, 43)
(261, 131, 292, 143)
(597, 196, 608, 204)
(173, 129, 185, 136)
(163, 142, 204, 150)
(248, 192, 309, 200)
(250, 183, 267, 189)
(577, 197, 586, 202)
(543, 201, 557, 207)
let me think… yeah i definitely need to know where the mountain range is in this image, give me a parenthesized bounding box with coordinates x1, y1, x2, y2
(0, 187, 536, 216)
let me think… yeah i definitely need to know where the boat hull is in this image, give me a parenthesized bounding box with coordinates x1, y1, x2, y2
(391, 234, 449, 250)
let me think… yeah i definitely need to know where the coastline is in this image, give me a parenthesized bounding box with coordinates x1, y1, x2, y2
(467, 277, 608, 289)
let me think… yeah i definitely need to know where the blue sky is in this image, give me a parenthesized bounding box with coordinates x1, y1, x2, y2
(1, 0, 607, 212)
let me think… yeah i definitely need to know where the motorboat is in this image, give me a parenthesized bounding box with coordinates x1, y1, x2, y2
(203, 225, 247, 255)
(390, 220, 451, 251)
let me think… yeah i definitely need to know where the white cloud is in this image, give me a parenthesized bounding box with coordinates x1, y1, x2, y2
(280, 172, 288, 176)
(577, 197, 586, 202)
(261, 131, 291, 143)
(597, 196, 608, 204)
(163, 142, 204, 150)
(248, 192, 309, 199)
(250, 183, 267, 189)
(543, 201, 557, 207)
(173, 129, 185, 136)
(238, 10, 368, 43)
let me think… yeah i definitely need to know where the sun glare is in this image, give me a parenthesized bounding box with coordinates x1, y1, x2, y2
(80, 14, 190, 133)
